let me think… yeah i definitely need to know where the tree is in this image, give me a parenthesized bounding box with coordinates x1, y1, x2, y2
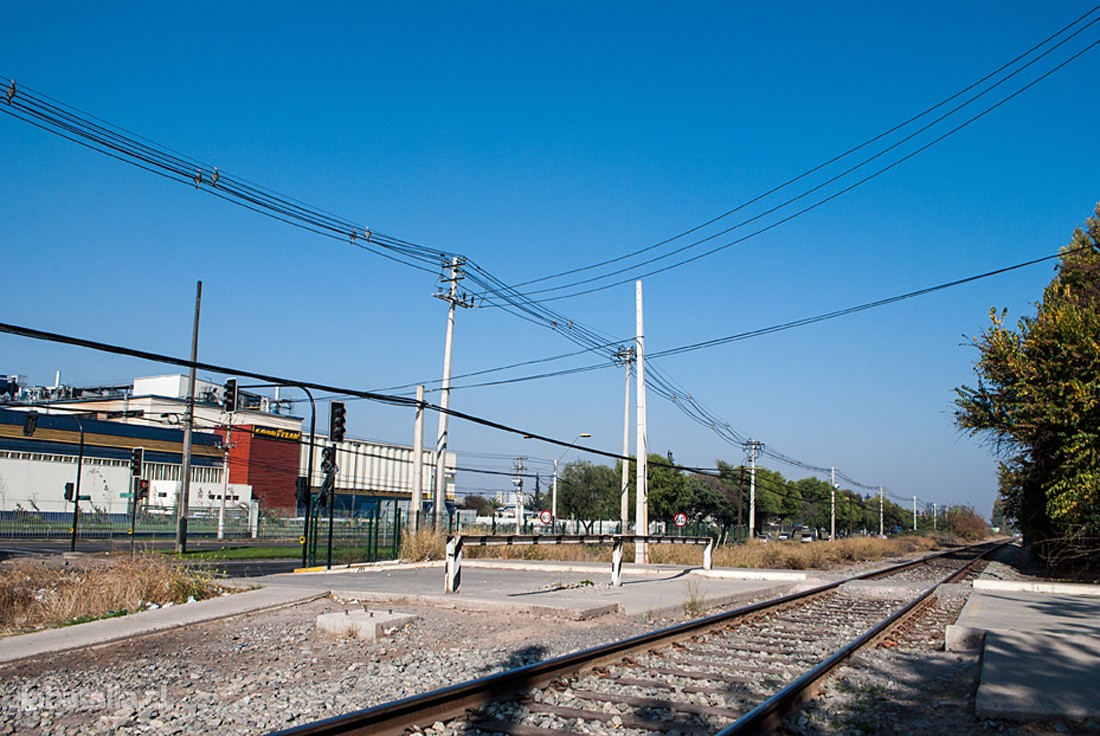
(647, 453, 692, 521)
(686, 473, 736, 524)
(792, 477, 832, 529)
(557, 461, 619, 523)
(461, 494, 492, 516)
(956, 204, 1100, 565)
(940, 505, 991, 541)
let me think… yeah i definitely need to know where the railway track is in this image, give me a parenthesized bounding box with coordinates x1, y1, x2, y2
(271, 542, 1001, 736)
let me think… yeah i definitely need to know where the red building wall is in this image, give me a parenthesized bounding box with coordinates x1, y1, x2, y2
(219, 425, 300, 510)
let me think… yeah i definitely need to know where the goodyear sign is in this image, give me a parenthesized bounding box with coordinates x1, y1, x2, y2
(251, 425, 302, 443)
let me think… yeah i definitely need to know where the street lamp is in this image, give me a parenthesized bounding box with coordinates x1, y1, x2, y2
(526, 433, 591, 527)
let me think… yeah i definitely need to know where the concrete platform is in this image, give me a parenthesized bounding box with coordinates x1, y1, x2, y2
(949, 569, 1100, 721)
(277, 559, 800, 620)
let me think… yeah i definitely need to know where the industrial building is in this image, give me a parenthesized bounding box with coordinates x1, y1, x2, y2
(1, 374, 456, 518)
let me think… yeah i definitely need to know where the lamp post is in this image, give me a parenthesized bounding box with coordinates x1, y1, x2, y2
(69, 417, 84, 553)
(527, 433, 591, 527)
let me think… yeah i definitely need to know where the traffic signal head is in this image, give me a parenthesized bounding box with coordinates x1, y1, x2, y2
(320, 446, 336, 473)
(329, 401, 347, 442)
(137, 480, 150, 500)
(223, 378, 238, 413)
(295, 477, 309, 506)
(64, 482, 74, 502)
(22, 411, 38, 436)
(130, 447, 144, 477)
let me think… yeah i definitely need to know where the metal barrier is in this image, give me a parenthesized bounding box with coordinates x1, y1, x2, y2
(443, 533, 713, 593)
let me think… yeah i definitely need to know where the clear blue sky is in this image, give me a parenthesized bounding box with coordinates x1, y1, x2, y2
(3, 2, 1098, 516)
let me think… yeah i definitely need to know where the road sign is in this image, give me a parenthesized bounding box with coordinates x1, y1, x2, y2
(673, 512, 688, 527)
(539, 509, 552, 525)
(120, 492, 133, 499)
(77, 495, 92, 501)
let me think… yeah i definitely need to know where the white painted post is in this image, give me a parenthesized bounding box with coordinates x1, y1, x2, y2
(703, 539, 713, 571)
(445, 535, 463, 593)
(612, 537, 624, 587)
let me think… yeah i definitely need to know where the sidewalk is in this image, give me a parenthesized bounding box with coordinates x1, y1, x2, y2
(947, 546, 1100, 721)
(0, 585, 328, 667)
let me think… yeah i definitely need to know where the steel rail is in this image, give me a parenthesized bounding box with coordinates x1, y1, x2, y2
(268, 541, 1000, 736)
(715, 540, 1004, 735)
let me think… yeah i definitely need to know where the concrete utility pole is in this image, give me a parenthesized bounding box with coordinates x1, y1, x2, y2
(830, 467, 837, 542)
(744, 441, 763, 540)
(913, 496, 918, 531)
(512, 457, 526, 533)
(432, 257, 473, 529)
(932, 502, 937, 531)
(177, 280, 202, 554)
(634, 282, 648, 564)
(879, 486, 884, 536)
(615, 345, 634, 533)
(410, 385, 425, 531)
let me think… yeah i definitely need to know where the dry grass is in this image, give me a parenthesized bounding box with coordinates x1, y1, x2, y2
(0, 554, 230, 636)
(403, 531, 941, 570)
(399, 528, 448, 562)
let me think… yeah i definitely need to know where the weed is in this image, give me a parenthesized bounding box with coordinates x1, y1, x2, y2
(0, 554, 232, 637)
(683, 578, 707, 616)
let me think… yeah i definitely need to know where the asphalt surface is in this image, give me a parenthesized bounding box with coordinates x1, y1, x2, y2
(0, 539, 302, 577)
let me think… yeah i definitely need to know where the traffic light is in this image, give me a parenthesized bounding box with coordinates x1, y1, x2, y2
(295, 476, 309, 506)
(22, 411, 38, 436)
(64, 482, 74, 502)
(136, 480, 150, 500)
(223, 378, 238, 413)
(320, 446, 336, 474)
(329, 401, 347, 442)
(130, 447, 144, 477)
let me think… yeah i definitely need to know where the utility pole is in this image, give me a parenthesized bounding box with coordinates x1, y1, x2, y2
(743, 441, 763, 540)
(913, 496, 917, 531)
(512, 457, 526, 533)
(932, 502, 937, 531)
(737, 466, 745, 541)
(433, 257, 473, 530)
(177, 281, 201, 554)
(614, 345, 634, 533)
(830, 467, 837, 542)
(410, 385, 425, 531)
(879, 486, 884, 537)
(634, 281, 648, 564)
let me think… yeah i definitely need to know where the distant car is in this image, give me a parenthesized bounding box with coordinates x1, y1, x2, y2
(799, 533, 815, 543)
(778, 532, 790, 541)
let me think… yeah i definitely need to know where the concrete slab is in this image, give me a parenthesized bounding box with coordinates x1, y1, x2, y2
(976, 631, 1100, 720)
(276, 560, 798, 620)
(947, 581, 1100, 722)
(315, 609, 418, 641)
(949, 589, 1100, 645)
(0, 586, 328, 667)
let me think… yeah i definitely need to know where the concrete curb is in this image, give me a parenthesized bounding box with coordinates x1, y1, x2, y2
(694, 568, 808, 581)
(0, 587, 330, 667)
(329, 590, 621, 620)
(973, 578, 1100, 596)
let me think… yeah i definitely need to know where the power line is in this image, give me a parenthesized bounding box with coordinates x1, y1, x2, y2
(481, 9, 1100, 302)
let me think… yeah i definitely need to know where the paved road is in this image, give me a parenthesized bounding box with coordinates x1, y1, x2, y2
(0, 539, 301, 577)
